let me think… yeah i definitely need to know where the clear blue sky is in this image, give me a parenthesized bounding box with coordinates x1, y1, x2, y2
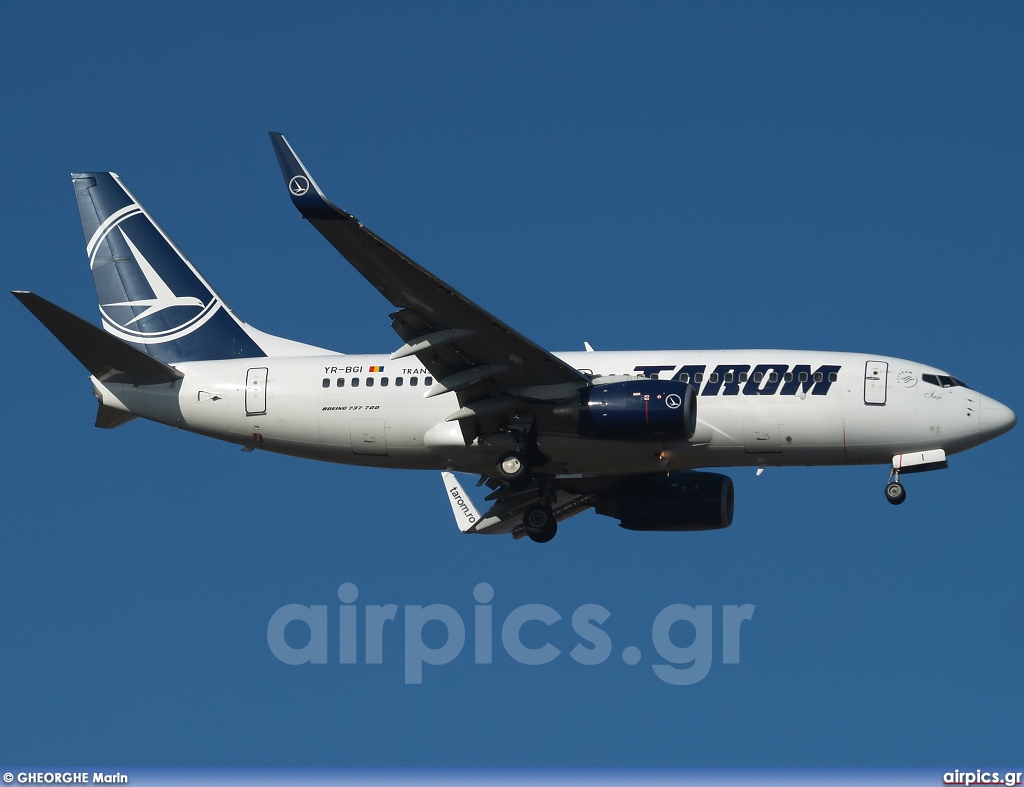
(1, 1, 1021, 768)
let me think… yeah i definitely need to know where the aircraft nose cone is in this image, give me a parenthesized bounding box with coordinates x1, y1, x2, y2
(980, 399, 1017, 439)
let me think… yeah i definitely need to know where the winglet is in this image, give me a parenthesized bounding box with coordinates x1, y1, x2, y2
(269, 132, 351, 221)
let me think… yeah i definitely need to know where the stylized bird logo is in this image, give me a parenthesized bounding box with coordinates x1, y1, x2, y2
(102, 228, 204, 326)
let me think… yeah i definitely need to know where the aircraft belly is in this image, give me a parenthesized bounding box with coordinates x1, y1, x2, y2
(697, 399, 847, 464)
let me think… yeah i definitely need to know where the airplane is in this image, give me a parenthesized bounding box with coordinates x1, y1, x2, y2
(12, 133, 1016, 543)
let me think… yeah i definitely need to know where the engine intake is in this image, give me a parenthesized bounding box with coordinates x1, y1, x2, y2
(568, 379, 697, 440)
(594, 471, 734, 531)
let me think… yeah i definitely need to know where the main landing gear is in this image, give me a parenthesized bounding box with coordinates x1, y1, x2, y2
(495, 415, 558, 542)
(885, 468, 907, 505)
(504, 468, 557, 543)
(523, 504, 557, 543)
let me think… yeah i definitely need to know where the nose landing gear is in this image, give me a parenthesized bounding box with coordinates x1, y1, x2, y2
(885, 468, 907, 505)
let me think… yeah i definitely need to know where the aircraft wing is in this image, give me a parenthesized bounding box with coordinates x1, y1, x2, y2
(269, 133, 589, 403)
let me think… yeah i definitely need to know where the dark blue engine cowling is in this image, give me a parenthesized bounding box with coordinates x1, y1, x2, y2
(577, 379, 697, 440)
(594, 471, 734, 531)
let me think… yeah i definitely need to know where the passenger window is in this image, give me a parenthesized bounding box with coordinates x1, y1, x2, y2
(784, 372, 793, 382)
(798, 372, 808, 383)
(814, 372, 823, 382)
(768, 372, 779, 383)
(410, 377, 418, 386)
(753, 372, 763, 383)
(322, 378, 330, 388)
(678, 373, 690, 383)
(724, 372, 734, 383)
(739, 372, 748, 383)
(381, 377, 389, 387)
(828, 372, 838, 383)
(352, 378, 360, 387)
(708, 373, 719, 383)
(425, 377, 433, 386)
(366, 377, 374, 387)
(694, 373, 704, 383)
(395, 377, 404, 387)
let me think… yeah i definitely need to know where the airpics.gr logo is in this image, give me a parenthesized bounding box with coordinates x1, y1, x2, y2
(267, 582, 756, 685)
(89, 205, 220, 345)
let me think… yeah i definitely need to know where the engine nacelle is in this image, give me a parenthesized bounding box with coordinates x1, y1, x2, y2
(594, 471, 734, 531)
(569, 379, 697, 440)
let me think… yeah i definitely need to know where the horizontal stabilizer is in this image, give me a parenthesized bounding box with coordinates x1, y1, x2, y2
(12, 291, 184, 385)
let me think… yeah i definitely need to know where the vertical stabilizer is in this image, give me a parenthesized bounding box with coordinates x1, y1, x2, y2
(73, 172, 267, 363)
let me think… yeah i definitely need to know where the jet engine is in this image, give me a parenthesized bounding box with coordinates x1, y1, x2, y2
(594, 471, 734, 531)
(555, 379, 697, 440)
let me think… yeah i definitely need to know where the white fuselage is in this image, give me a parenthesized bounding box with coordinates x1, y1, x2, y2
(91, 349, 1009, 478)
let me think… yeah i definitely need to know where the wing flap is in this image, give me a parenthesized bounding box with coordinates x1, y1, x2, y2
(440, 471, 594, 536)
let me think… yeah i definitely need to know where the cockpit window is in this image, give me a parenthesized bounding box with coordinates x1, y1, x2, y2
(922, 373, 970, 389)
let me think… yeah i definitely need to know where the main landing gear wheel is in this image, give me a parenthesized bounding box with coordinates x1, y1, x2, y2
(497, 451, 530, 486)
(524, 504, 557, 543)
(885, 481, 906, 505)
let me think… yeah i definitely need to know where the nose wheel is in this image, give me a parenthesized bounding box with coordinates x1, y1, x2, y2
(885, 469, 907, 505)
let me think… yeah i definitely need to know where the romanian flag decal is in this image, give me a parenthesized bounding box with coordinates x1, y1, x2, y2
(369, 366, 385, 373)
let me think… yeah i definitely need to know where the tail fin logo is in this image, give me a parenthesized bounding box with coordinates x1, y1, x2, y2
(288, 175, 310, 196)
(103, 229, 205, 325)
(90, 209, 220, 345)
